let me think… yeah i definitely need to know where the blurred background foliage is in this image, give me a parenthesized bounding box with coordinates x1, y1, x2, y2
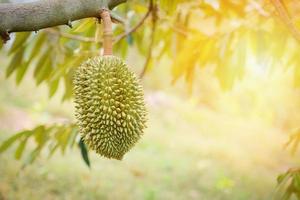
(1, 0, 300, 199)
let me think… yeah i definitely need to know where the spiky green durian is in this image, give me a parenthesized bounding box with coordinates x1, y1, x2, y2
(74, 56, 147, 160)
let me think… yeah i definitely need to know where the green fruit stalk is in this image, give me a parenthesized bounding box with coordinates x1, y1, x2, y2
(74, 56, 147, 160)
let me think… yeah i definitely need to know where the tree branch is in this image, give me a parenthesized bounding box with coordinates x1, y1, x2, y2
(0, 0, 126, 41)
(114, 0, 153, 44)
(140, 1, 157, 78)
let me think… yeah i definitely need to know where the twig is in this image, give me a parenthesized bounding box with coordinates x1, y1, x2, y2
(110, 12, 125, 24)
(270, 0, 300, 42)
(114, 0, 153, 44)
(249, 0, 269, 17)
(171, 26, 188, 37)
(44, 28, 98, 43)
(139, 2, 157, 78)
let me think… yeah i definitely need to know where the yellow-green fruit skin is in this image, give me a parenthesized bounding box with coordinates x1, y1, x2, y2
(74, 56, 147, 160)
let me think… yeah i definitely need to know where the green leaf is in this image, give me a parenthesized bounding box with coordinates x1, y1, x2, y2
(294, 66, 300, 88)
(15, 62, 30, 85)
(78, 138, 90, 168)
(48, 143, 59, 158)
(0, 131, 30, 153)
(33, 125, 48, 146)
(115, 38, 128, 58)
(95, 23, 102, 43)
(285, 128, 300, 154)
(28, 33, 46, 62)
(9, 32, 31, 54)
(21, 126, 54, 166)
(54, 126, 72, 154)
(160, 0, 179, 14)
(23, 147, 42, 166)
(235, 35, 246, 80)
(278, 172, 291, 184)
(135, 27, 147, 56)
(73, 19, 95, 33)
(275, 176, 292, 200)
(15, 139, 28, 160)
(68, 127, 78, 148)
(282, 189, 292, 200)
(62, 72, 74, 101)
(6, 47, 24, 78)
(2, 124, 77, 165)
(33, 48, 51, 78)
(293, 173, 300, 190)
(36, 57, 53, 85)
(48, 79, 60, 98)
(256, 30, 267, 64)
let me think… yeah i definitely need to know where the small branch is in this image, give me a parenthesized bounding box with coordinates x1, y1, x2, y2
(44, 28, 98, 43)
(0, 0, 126, 41)
(140, 2, 157, 78)
(249, 0, 269, 17)
(270, 0, 300, 42)
(110, 12, 125, 24)
(114, 0, 153, 44)
(171, 26, 188, 37)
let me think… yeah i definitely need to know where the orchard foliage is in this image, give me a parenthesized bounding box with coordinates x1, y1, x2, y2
(2, 0, 300, 96)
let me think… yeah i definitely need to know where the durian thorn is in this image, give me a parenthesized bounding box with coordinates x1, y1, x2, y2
(100, 9, 113, 56)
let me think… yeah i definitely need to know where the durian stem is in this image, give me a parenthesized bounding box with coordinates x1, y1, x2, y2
(100, 9, 113, 56)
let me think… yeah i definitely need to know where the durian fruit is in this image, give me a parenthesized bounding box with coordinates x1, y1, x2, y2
(74, 55, 147, 160)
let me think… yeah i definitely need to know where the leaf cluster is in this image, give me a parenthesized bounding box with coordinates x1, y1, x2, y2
(0, 124, 90, 167)
(276, 169, 300, 200)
